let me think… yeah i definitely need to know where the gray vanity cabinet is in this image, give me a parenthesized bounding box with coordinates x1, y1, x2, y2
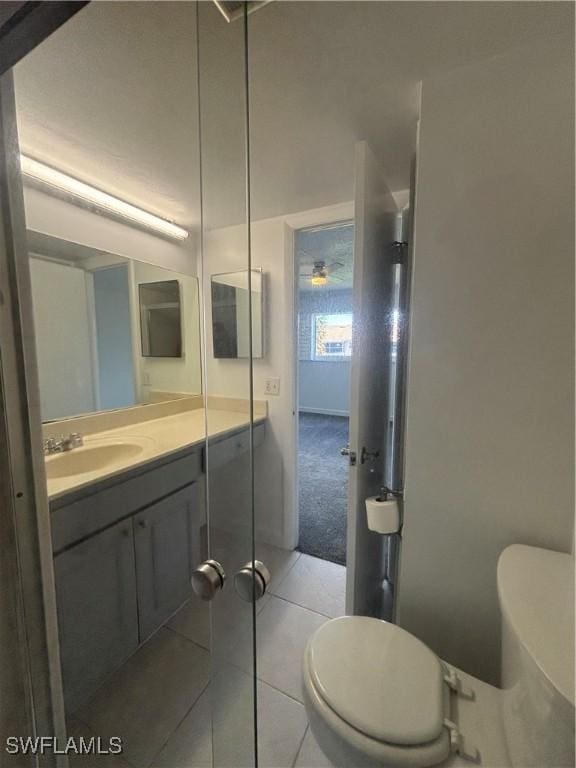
(134, 483, 199, 640)
(53, 518, 139, 713)
(50, 432, 257, 713)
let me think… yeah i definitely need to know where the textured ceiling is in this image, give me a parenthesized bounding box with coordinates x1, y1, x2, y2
(14, 1, 571, 233)
(15, 2, 201, 228)
(297, 223, 354, 291)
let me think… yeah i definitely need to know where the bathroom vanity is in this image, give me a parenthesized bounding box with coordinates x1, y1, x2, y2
(30, 233, 270, 712)
(47, 404, 265, 712)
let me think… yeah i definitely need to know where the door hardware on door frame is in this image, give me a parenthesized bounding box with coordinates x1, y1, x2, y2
(379, 485, 403, 500)
(340, 445, 357, 466)
(360, 446, 380, 464)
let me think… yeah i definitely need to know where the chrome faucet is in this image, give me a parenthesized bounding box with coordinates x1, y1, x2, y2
(43, 433, 84, 455)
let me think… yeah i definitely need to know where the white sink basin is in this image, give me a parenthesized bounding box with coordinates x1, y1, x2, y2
(45, 440, 149, 480)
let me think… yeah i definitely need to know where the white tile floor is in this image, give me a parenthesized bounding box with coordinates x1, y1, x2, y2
(71, 546, 342, 768)
(233, 595, 328, 703)
(272, 555, 346, 619)
(294, 728, 335, 768)
(76, 629, 211, 768)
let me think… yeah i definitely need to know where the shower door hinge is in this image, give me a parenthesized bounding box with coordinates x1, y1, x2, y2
(392, 241, 408, 264)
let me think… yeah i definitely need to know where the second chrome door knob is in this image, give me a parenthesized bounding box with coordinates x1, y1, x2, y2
(234, 560, 271, 602)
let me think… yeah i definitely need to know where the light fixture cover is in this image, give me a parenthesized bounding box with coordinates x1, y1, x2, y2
(20, 155, 189, 241)
(311, 275, 327, 286)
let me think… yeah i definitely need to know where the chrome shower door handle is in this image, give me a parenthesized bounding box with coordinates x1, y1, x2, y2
(191, 559, 226, 601)
(234, 560, 271, 602)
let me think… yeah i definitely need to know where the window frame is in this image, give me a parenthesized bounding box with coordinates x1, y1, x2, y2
(310, 311, 353, 362)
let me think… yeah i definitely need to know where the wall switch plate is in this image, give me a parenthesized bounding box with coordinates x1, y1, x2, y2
(264, 377, 280, 396)
(143, 372, 151, 386)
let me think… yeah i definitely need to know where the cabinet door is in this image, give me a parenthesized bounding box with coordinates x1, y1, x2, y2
(54, 519, 139, 713)
(134, 483, 199, 640)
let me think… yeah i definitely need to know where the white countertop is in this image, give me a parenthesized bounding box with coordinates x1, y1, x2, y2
(46, 407, 263, 501)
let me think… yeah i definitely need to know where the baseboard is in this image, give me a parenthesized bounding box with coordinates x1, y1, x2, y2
(299, 407, 349, 417)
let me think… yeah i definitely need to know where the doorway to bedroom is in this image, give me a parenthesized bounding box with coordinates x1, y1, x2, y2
(296, 221, 354, 566)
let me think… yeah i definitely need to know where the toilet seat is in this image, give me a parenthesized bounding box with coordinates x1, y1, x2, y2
(308, 617, 445, 745)
(303, 617, 453, 768)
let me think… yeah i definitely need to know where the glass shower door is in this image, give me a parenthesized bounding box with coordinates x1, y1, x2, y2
(196, 3, 258, 766)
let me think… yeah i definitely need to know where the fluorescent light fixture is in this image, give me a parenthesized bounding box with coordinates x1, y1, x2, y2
(20, 155, 189, 241)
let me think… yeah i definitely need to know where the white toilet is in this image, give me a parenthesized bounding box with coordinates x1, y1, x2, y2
(303, 544, 575, 767)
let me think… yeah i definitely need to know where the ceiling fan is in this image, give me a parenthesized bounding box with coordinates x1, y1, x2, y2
(299, 259, 345, 287)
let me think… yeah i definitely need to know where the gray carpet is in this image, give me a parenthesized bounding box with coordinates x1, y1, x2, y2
(298, 412, 349, 565)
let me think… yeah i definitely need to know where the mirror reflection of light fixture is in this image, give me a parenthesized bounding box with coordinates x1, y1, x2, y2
(311, 274, 327, 286)
(20, 155, 189, 241)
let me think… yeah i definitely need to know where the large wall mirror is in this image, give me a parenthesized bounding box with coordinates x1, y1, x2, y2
(27, 231, 202, 422)
(211, 269, 264, 359)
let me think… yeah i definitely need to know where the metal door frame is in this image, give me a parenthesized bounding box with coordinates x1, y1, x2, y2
(0, 4, 87, 764)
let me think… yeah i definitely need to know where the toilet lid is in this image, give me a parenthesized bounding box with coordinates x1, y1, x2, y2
(307, 617, 445, 746)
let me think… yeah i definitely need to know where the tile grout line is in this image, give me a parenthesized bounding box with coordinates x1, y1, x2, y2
(145, 677, 211, 768)
(291, 725, 310, 768)
(77, 626, 211, 768)
(208, 647, 307, 708)
(164, 622, 209, 651)
(256, 674, 307, 708)
(139, 658, 308, 766)
(67, 715, 139, 768)
(266, 592, 340, 622)
(268, 554, 346, 619)
(164, 601, 310, 703)
(268, 551, 302, 595)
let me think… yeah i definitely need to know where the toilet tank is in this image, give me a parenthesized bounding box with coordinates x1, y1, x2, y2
(498, 544, 575, 768)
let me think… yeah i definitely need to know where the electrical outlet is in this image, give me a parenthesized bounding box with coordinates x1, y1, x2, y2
(264, 377, 280, 396)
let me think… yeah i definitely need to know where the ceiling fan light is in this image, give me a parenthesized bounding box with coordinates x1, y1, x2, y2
(311, 275, 327, 286)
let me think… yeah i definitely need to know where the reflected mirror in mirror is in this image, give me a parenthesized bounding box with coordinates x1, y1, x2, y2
(139, 280, 182, 358)
(211, 269, 263, 359)
(27, 231, 202, 422)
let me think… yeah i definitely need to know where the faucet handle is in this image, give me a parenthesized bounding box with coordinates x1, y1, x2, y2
(43, 437, 57, 455)
(44, 437, 65, 454)
(68, 433, 84, 448)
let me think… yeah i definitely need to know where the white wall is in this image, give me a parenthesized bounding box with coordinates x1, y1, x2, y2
(299, 362, 350, 416)
(398, 35, 574, 685)
(203, 219, 288, 547)
(298, 287, 353, 416)
(29, 257, 96, 420)
(203, 202, 355, 548)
